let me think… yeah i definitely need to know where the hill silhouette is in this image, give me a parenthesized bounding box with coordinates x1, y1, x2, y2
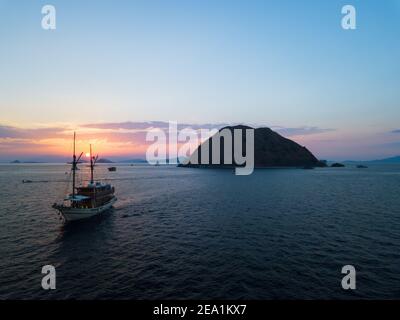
(180, 125, 326, 168)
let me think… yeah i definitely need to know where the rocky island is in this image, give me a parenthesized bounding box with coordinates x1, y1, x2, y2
(331, 163, 345, 168)
(180, 125, 326, 169)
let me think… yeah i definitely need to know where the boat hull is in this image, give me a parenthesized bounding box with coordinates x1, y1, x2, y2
(55, 197, 117, 221)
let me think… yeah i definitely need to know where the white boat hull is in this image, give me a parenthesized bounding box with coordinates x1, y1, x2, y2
(55, 197, 117, 222)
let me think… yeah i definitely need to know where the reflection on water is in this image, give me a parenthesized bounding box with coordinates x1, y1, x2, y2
(0, 163, 400, 299)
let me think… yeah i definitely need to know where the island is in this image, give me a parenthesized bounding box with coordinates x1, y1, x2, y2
(179, 125, 326, 168)
(96, 158, 114, 164)
(331, 163, 345, 168)
(10, 160, 43, 164)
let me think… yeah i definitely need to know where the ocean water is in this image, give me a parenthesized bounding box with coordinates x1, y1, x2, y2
(0, 163, 399, 299)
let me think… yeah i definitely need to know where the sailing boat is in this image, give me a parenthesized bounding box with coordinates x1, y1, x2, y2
(52, 133, 117, 222)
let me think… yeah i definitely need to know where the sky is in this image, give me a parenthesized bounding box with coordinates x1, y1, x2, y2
(0, 0, 399, 161)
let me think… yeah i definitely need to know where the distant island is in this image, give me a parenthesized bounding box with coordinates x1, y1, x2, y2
(180, 125, 326, 169)
(331, 162, 345, 168)
(6, 154, 400, 165)
(7, 158, 146, 164)
(96, 158, 114, 164)
(118, 158, 148, 163)
(344, 156, 400, 164)
(10, 160, 43, 164)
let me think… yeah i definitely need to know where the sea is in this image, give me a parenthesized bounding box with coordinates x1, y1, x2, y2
(0, 163, 399, 299)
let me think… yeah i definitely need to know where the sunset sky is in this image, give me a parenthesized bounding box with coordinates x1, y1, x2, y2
(1, 0, 399, 161)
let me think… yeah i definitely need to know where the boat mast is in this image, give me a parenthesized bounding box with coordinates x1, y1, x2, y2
(72, 132, 76, 198)
(71, 132, 83, 199)
(90, 144, 94, 184)
(89, 144, 98, 185)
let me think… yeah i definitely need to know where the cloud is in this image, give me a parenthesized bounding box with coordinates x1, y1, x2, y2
(0, 138, 52, 148)
(373, 141, 400, 148)
(0, 122, 336, 160)
(81, 121, 334, 137)
(81, 121, 231, 131)
(0, 122, 334, 146)
(82, 121, 170, 130)
(390, 129, 400, 134)
(272, 126, 335, 137)
(0, 125, 65, 139)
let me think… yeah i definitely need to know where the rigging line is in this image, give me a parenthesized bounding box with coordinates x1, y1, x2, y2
(63, 170, 72, 192)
